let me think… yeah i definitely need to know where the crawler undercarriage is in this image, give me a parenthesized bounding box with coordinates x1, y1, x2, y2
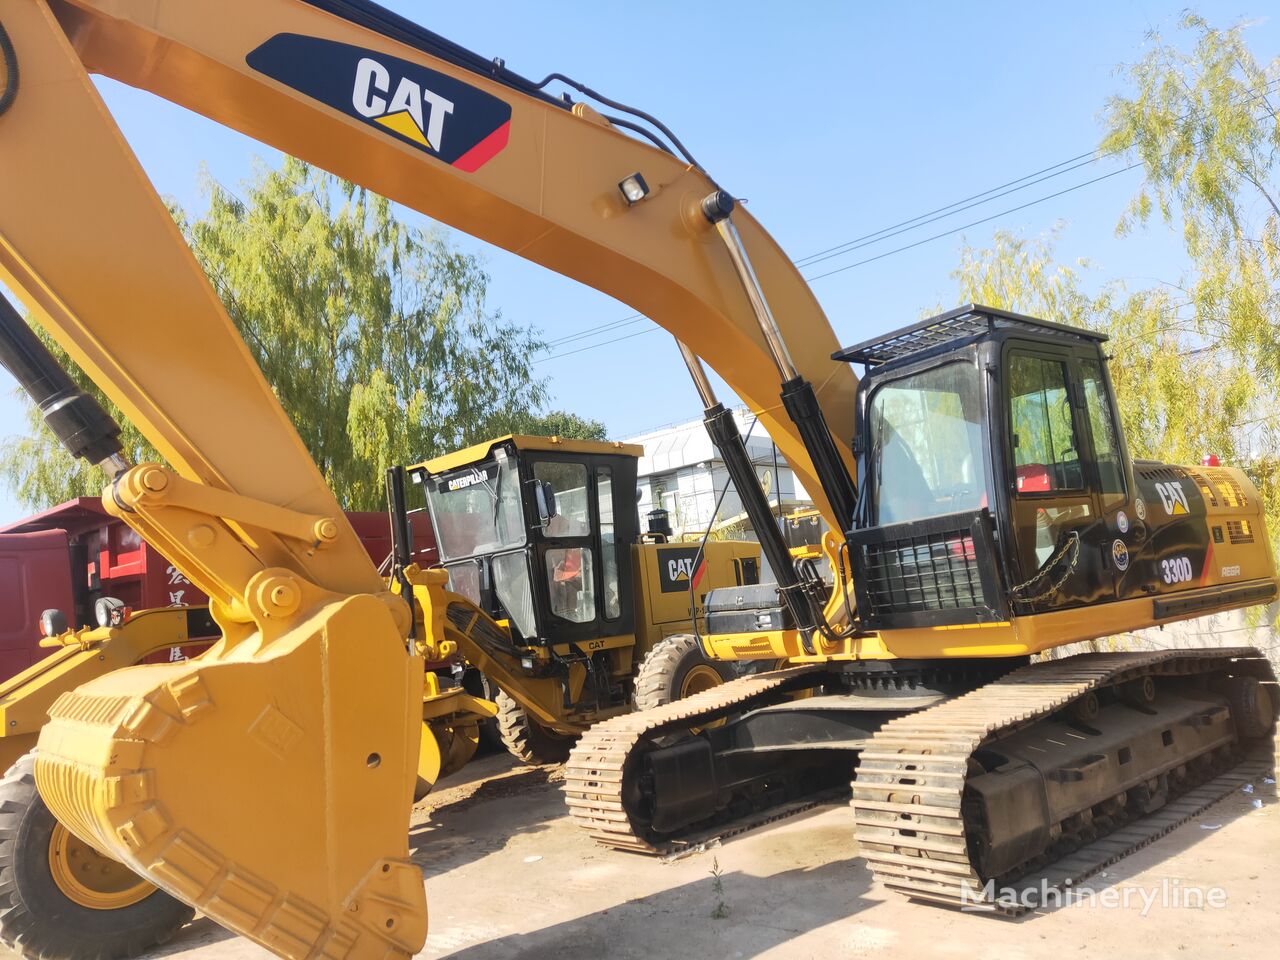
(567, 647, 1276, 907)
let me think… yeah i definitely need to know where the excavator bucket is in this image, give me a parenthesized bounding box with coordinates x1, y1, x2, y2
(33, 594, 428, 960)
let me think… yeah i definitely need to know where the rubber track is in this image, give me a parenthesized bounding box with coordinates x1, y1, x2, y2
(852, 647, 1267, 912)
(564, 664, 826, 852)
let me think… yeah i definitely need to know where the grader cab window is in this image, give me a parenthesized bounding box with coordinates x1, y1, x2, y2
(425, 457, 536, 638)
(429, 459, 525, 560)
(535, 461, 596, 623)
(868, 362, 987, 525)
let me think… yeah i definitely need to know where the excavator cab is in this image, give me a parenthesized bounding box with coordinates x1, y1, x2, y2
(839, 304, 1119, 629)
(407, 436, 643, 648)
(839, 304, 1276, 637)
(839, 305, 1133, 628)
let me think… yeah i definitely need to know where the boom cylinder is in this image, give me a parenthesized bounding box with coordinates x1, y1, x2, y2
(701, 191, 858, 532)
(676, 341, 818, 652)
(0, 295, 127, 474)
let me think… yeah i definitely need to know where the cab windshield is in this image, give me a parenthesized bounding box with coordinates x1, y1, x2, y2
(868, 361, 987, 525)
(425, 457, 526, 561)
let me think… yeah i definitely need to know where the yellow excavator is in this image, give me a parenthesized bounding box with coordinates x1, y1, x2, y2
(0, 2, 1274, 959)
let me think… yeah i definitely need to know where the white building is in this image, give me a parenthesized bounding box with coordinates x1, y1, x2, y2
(625, 409, 814, 542)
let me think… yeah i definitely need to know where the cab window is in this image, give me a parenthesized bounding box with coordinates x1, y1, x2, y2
(535, 462, 590, 536)
(868, 362, 987, 524)
(1080, 358, 1127, 506)
(596, 466, 621, 620)
(535, 461, 596, 623)
(1008, 354, 1083, 494)
(427, 458, 525, 560)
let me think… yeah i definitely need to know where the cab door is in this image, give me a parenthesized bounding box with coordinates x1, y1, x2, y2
(1074, 351, 1139, 596)
(1002, 342, 1115, 611)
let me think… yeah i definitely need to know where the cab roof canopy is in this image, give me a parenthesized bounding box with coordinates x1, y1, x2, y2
(832, 303, 1108, 371)
(410, 434, 646, 476)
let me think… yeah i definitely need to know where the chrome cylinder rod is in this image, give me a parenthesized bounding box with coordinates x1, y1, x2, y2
(700, 190, 797, 382)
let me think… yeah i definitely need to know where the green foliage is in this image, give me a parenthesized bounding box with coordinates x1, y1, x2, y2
(1097, 13, 1279, 543)
(1, 158, 612, 512)
(947, 14, 1280, 558)
(482, 408, 609, 441)
(951, 228, 1278, 556)
(709, 855, 730, 919)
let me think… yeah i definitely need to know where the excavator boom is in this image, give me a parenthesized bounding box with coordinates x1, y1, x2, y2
(0, 2, 857, 957)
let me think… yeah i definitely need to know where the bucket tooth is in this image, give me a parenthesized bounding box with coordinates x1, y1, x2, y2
(33, 594, 426, 960)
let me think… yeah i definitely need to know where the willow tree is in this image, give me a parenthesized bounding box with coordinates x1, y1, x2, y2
(952, 228, 1276, 553)
(949, 14, 1280, 554)
(1101, 13, 1279, 542)
(1, 157, 599, 512)
(1102, 13, 1280, 380)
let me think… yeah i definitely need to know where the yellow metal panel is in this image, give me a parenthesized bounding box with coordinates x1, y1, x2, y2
(0, 0, 382, 601)
(0, 608, 209, 772)
(47, 0, 858, 528)
(34, 593, 426, 960)
(630, 540, 761, 662)
(410, 434, 644, 475)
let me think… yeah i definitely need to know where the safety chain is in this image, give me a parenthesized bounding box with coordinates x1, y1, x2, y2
(1009, 529, 1080, 599)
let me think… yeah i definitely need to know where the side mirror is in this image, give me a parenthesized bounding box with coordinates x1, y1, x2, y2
(535, 480, 558, 525)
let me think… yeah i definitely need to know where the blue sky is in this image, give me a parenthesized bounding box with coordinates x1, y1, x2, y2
(2, 1, 1276, 524)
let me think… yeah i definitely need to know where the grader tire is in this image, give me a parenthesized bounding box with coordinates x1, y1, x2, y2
(633, 634, 736, 712)
(0, 752, 193, 960)
(495, 691, 575, 765)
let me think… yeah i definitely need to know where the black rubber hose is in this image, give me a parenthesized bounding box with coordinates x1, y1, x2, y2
(0, 20, 18, 117)
(534, 71, 702, 171)
(600, 113, 674, 155)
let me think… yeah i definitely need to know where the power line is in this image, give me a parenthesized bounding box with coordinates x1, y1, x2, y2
(792, 77, 1278, 272)
(537, 81, 1280, 360)
(803, 162, 1141, 282)
(791, 151, 1108, 267)
(538, 156, 1137, 360)
(539, 83, 1279, 362)
(544, 311, 644, 347)
(538, 163, 1141, 361)
(795, 154, 1108, 269)
(539, 152, 1115, 353)
(535, 323, 661, 363)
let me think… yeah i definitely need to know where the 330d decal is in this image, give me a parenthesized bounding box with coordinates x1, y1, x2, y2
(1160, 555, 1194, 584)
(247, 34, 511, 172)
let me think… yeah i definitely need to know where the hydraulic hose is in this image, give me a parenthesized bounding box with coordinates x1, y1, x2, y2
(0, 19, 18, 117)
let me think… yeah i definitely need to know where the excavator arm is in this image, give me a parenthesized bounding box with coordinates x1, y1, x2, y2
(0, 2, 857, 957)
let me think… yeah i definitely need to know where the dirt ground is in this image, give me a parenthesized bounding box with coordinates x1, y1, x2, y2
(99, 749, 1279, 960)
